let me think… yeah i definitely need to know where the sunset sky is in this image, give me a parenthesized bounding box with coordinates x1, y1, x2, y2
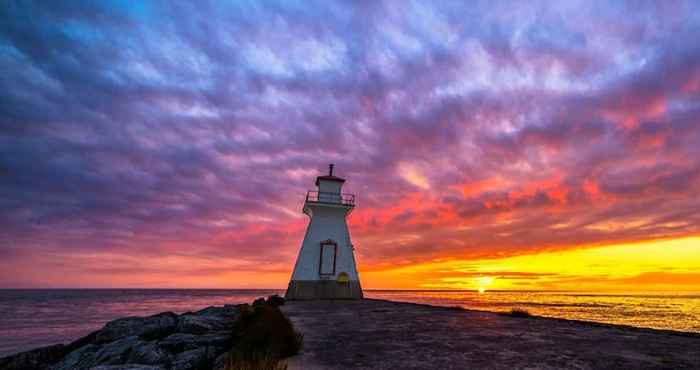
(1, 1, 699, 290)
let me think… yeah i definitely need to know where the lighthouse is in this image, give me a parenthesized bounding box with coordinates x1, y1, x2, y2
(285, 164, 363, 300)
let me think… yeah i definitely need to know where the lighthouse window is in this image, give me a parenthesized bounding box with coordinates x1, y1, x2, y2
(319, 242, 337, 276)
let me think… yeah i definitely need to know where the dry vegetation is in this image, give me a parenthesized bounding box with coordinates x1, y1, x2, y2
(503, 308, 532, 318)
(225, 296, 303, 370)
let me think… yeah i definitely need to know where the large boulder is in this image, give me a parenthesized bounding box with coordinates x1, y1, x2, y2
(50, 336, 141, 370)
(171, 347, 218, 370)
(212, 352, 229, 370)
(158, 333, 231, 353)
(92, 366, 164, 370)
(177, 313, 229, 335)
(125, 341, 172, 366)
(193, 305, 238, 318)
(95, 312, 179, 343)
(49, 344, 99, 370)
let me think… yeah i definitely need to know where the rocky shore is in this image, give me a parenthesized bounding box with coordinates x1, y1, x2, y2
(0, 304, 240, 370)
(3, 298, 700, 369)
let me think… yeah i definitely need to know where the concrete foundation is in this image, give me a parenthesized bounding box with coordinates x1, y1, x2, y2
(285, 280, 363, 300)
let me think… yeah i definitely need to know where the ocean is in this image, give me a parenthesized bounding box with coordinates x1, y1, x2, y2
(1, 289, 698, 356)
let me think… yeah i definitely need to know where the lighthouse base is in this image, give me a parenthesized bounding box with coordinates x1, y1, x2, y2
(285, 280, 363, 300)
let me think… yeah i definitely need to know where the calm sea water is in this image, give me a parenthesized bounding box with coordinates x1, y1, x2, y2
(0, 289, 698, 356)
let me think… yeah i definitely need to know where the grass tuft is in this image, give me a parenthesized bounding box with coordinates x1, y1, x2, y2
(194, 346, 215, 370)
(225, 353, 288, 370)
(225, 300, 302, 370)
(266, 294, 285, 307)
(504, 308, 532, 318)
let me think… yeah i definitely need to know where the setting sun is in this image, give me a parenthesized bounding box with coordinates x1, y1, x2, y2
(362, 236, 700, 291)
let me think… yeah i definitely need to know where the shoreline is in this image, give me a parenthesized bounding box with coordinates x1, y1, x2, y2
(281, 298, 700, 369)
(3, 298, 697, 358)
(2, 288, 697, 344)
(2, 298, 699, 369)
(364, 298, 700, 338)
(2, 308, 698, 359)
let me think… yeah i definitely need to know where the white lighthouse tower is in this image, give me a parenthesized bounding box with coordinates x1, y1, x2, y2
(285, 164, 363, 300)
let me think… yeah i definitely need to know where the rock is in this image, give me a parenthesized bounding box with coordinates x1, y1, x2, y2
(95, 312, 179, 343)
(49, 344, 99, 370)
(158, 333, 231, 353)
(193, 305, 238, 319)
(0, 343, 67, 370)
(93, 336, 142, 366)
(92, 366, 164, 370)
(212, 352, 229, 370)
(171, 348, 211, 370)
(51, 336, 141, 370)
(177, 313, 229, 334)
(10, 305, 239, 370)
(66, 330, 99, 352)
(252, 297, 266, 307)
(126, 341, 172, 366)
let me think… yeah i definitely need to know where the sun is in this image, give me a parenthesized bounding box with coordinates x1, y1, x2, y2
(476, 276, 492, 293)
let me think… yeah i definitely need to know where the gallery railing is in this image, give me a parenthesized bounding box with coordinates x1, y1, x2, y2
(305, 191, 355, 206)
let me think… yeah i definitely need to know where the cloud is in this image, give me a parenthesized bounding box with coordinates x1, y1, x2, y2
(1, 0, 700, 287)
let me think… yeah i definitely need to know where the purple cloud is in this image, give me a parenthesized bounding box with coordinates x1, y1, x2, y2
(1, 0, 700, 287)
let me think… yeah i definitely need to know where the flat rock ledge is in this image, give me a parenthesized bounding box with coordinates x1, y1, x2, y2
(4, 299, 700, 370)
(281, 299, 700, 370)
(0, 305, 240, 370)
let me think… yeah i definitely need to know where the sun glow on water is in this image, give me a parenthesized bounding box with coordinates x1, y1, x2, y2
(366, 290, 700, 333)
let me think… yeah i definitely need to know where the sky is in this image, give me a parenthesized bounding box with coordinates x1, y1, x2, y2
(1, 0, 700, 290)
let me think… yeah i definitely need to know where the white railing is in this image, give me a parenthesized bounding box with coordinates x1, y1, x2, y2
(305, 190, 355, 206)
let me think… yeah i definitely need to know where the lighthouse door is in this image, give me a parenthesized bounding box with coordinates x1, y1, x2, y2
(319, 241, 337, 276)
